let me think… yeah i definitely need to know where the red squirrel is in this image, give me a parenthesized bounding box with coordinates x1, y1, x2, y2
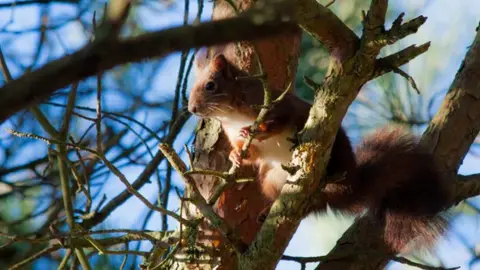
(188, 49, 453, 253)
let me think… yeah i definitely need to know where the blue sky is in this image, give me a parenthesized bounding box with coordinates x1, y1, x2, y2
(0, 0, 479, 269)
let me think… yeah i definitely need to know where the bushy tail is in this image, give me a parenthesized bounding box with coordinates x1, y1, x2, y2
(355, 127, 452, 253)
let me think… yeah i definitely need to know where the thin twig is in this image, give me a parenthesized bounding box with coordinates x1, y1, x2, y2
(9, 245, 59, 270)
(392, 256, 459, 270)
(0, 45, 91, 270)
(6, 128, 192, 226)
(120, 242, 129, 270)
(96, 72, 103, 155)
(101, 155, 193, 226)
(325, 0, 335, 8)
(57, 249, 73, 270)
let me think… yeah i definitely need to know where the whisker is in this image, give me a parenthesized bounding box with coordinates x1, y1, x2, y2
(208, 104, 228, 115)
(209, 105, 227, 114)
(209, 102, 233, 113)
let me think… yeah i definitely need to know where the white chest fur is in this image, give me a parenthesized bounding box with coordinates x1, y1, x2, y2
(216, 112, 294, 191)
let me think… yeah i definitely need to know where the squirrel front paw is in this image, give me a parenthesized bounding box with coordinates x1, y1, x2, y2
(239, 126, 252, 139)
(239, 122, 272, 142)
(229, 149, 245, 167)
(229, 144, 259, 167)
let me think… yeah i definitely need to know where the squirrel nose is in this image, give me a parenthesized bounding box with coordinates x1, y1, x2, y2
(188, 104, 197, 114)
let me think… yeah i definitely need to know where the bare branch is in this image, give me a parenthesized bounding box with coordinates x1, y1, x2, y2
(373, 42, 431, 78)
(383, 14, 427, 46)
(455, 174, 480, 203)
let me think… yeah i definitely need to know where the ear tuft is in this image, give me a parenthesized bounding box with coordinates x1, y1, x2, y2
(211, 54, 227, 72)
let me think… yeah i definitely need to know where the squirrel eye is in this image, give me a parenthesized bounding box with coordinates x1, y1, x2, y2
(205, 81, 217, 92)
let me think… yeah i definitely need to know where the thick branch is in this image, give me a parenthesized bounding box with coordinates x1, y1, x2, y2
(421, 24, 480, 173)
(0, 0, 296, 124)
(358, 0, 394, 64)
(455, 174, 480, 203)
(294, 0, 359, 60)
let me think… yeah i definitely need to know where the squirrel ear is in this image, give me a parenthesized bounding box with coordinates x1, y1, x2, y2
(211, 54, 227, 72)
(195, 47, 209, 71)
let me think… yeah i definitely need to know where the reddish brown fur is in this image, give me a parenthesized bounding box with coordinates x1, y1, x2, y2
(188, 51, 453, 253)
(355, 127, 452, 252)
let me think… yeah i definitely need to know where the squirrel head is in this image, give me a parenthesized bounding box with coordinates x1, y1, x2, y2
(188, 51, 238, 118)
